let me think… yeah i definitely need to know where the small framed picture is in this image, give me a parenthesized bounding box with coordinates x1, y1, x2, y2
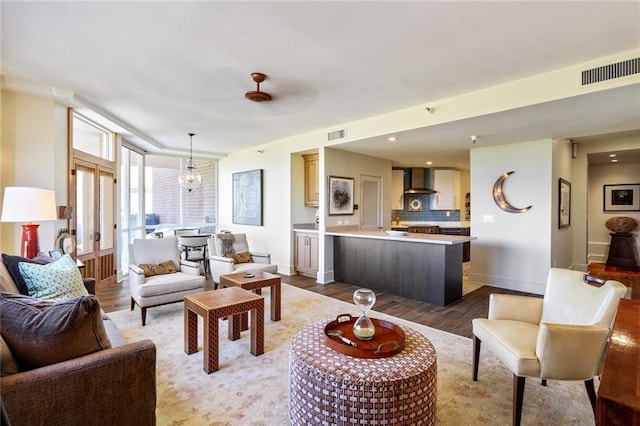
(558, 178, 571, 229)
(328, 176, 354, 215)
(49, 249, 63, 260)
(604, 184, 640, 211)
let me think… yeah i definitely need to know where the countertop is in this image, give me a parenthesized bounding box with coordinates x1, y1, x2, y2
(393, 221, 471, 228)
(292, 223, 319, 233)
(325, 230, 476, 245)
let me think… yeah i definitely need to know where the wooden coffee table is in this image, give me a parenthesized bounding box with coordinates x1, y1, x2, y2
(184, 287, 264, 373)
(219, 270, 281, 330)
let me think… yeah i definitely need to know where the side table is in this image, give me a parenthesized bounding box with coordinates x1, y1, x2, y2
(289, 319, 437, 425)
(184, 287, 264, 373)
(219, 271, 281, 330)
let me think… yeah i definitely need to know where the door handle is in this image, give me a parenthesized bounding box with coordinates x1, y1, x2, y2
(95, 232, 101, 242)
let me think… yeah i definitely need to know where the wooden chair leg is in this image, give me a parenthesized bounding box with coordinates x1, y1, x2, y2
(472, 335, 481, 381)
(541, 379, 547, 386)
(584, 378, 597, 417)
(513, 375, 525, 426)
(141, 307, 147, 326)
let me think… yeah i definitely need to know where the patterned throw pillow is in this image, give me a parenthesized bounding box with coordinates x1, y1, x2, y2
(227, 251, 252, 264)
(138, 260, 178, 277)
(18, 254, 89, 301)
(2, 253, 52, 295)
(0, 292, 111, 370)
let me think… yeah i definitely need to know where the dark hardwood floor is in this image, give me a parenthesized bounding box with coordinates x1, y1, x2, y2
(97, 274, 531, 339)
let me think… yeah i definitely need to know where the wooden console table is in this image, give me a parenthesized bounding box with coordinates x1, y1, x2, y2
(597, 298, 640, 424)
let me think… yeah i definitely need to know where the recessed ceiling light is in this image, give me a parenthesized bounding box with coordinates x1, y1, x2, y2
(426, 161, 433, 165)
(611, 159, 618, 163)
(609, 154, 617, 158)
(388, 137, 397, 142)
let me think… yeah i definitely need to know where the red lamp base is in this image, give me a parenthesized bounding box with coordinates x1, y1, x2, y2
(20, 223, 40, 259)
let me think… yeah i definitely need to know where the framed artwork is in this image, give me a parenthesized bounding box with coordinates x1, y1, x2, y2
(558, 178, 571, 229)
(408, 197, 423, 212)
(603, 184, 640, 211)
(328, 176, 354, 215)
(232, 169, 263, 226)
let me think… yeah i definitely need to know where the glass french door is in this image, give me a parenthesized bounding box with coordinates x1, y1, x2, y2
(71, 157, 117, 291)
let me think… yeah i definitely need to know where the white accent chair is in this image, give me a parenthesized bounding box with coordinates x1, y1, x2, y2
(207, 233, 277, 285)
(472, 268, 627, 425)
(129, 236, 206, 325)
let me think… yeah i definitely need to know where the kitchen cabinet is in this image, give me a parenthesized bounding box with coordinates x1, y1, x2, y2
(431, 169, 460, 210)
(302, 153, 319, 207)
(295, 231, 319, 278)
(440, 227, 471, 262)
(391, 169, 404, 210)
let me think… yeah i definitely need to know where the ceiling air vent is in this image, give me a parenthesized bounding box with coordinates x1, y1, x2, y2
(581, 57, 639, 86)
(327, 129, 346, 141)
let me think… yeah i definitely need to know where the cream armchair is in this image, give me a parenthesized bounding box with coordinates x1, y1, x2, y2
(472, 268, 627, 426)
(207, 233, 277, 285)
(129, 236, 206, 325)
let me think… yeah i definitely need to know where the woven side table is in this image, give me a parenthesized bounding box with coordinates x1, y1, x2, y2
(219, 270, 281, 330)
(289, 319, 437, 425)
(184, 287, 264, 373)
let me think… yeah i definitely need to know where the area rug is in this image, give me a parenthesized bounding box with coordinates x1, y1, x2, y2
(108, 284, 596, 425)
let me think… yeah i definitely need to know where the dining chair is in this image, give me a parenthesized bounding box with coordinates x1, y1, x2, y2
(177, 235, 209, 276)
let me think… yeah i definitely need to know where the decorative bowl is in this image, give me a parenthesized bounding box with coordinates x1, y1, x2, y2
(605, 217, 637, 234)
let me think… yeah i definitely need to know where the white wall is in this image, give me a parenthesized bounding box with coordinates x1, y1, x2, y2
(324, 148, 392, 228)
(469, 139, 553, 295)
(218, 139, 394, 281)
(551, 139, 575, 269)
(1, 90, 69, 255)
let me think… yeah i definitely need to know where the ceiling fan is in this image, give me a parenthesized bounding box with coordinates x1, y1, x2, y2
(245, 72, 272, 102)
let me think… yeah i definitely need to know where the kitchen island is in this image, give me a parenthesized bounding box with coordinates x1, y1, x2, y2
(325, 230, 476, 306)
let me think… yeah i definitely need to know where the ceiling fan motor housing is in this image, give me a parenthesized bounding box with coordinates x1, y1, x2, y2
(245, 72, 272, 102)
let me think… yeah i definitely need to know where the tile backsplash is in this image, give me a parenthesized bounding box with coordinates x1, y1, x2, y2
(392, 194, 461, 222)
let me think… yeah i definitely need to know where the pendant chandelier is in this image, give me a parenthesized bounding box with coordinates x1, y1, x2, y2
(178, 132, 202, 192)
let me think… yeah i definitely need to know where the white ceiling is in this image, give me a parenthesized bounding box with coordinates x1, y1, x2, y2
(2, 1, 639, 169)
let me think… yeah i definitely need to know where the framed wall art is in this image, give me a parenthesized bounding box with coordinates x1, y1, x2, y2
(328, 176, 354, 215)
(558, 178, 571, 229)
(408, 197, 423, 212)
(232, 169, 263, 226)
(603, 183, 640, 212)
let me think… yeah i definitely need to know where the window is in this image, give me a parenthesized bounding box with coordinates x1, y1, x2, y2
(72, 112, 114, 161)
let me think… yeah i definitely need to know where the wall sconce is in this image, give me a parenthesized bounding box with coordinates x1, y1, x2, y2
(571, 141, 578, 159)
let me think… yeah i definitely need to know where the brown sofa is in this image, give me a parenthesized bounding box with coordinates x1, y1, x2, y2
(0, 256, 157, 426)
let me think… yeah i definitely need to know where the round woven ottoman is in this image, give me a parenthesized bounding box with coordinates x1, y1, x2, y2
(289, 319, 437, 425)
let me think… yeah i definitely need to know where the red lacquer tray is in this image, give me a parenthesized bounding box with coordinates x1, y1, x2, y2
(323, 314, 406, 358)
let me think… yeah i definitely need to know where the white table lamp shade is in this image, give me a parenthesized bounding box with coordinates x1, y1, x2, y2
(1, 187, 57, 222)
(1, 187, 58, 258)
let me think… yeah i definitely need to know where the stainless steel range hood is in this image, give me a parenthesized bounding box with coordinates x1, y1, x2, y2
(404, 168, 436, 194)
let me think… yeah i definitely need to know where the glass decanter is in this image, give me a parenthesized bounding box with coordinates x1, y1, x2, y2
(352, 288, 376, 340)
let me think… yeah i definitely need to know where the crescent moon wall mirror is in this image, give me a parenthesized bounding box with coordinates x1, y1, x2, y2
(492, 171, 532, 213)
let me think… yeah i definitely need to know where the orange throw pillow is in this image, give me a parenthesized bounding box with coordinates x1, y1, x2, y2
(227, 251, 252, 264)
(139, 260, 178, 277)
